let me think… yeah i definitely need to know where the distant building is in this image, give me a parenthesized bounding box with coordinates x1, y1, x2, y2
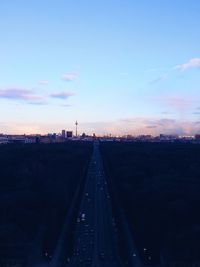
(160, 134, 178, 141)
(0, 137, 9, 144)
(8, 137, 35, 144)
(195, 134, 200, 140)
(61, 130, 66, 138)
(81, 132, 86, 138)
(47, 133, 57, 141)
(40, 137, 52, 143)
(66, 131, 73, 138)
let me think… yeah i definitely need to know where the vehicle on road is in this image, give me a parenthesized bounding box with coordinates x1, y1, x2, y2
(81, 213, 86, 221)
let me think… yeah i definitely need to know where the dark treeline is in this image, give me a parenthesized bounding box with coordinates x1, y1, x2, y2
(100, 142, 200, 265)
(0, 142, 92, 265)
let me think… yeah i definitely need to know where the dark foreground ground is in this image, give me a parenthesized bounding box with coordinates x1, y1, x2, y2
(1, 141, 200, 267)
(101, 141, 200, 265)
(0, 141, 93, 266)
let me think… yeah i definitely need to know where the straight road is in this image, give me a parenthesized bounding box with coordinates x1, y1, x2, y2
(67, 141, 122, 267)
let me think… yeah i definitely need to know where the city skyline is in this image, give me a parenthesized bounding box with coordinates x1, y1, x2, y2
(1, 1, 200, 135)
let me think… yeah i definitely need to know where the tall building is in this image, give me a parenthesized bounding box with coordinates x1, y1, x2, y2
(66, 131, 73, 138)
(61, 130, 66, 138)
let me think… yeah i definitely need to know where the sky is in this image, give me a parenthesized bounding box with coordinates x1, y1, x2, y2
(0, 0, 200, 135)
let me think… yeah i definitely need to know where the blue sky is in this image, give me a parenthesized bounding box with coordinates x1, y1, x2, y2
(0, 0, 200, 135)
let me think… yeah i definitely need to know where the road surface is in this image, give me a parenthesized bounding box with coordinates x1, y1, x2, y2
(67, 141, 122, 267)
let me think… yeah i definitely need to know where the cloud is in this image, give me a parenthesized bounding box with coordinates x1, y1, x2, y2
(38, 80, 48, 85)
(0, 88, 42, 101)
(62, 72, 77, 81)
(150, 75, 166, 84)
(0, 87, 75, 105)
(2, 117, 200, 136)
(50, 91, 74, 99)
(0, 122, 42, 135)
(79, 117, 200, 136)
(156, 118, 176, 126)
(175, 58, 200, 71)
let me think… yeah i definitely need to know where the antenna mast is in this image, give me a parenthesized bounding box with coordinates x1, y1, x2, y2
(75, 121, 78, 137)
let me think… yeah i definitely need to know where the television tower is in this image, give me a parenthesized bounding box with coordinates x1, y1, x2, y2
(75, 121, 78, 137)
